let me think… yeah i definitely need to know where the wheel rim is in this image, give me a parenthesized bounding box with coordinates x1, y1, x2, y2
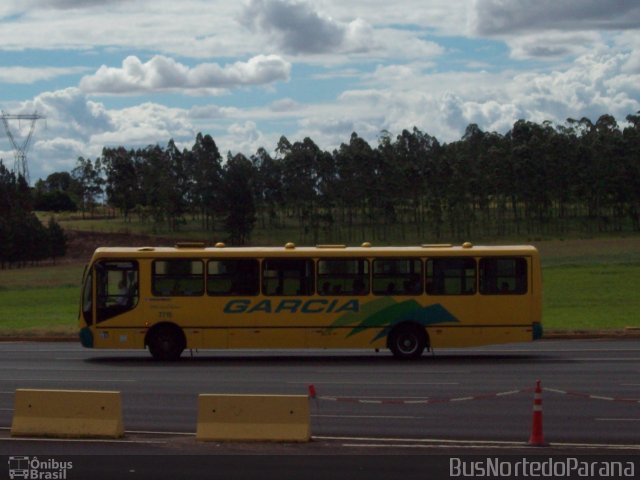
(397, 332, 418, 355)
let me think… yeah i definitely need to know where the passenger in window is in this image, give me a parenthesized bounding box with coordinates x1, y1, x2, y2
(386, 282, 396, 295)
(500, 281, 510, 293)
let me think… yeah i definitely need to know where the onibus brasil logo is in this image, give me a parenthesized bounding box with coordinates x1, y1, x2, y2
(8, 456, 72, 480)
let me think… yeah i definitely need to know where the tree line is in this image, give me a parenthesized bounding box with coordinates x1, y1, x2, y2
(0, 163, 66, 268)
(17, 112, 640, 249)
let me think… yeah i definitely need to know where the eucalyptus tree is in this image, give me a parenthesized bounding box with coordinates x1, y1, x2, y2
(187, 133, 223, 231)
(222, 153, 257, 245)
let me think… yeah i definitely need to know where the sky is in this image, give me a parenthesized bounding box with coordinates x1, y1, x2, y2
(0, 0, 639, 183)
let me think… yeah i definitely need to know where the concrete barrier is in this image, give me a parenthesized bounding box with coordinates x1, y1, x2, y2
(11, 389, 124, 438)
(196, 394, 310, 442)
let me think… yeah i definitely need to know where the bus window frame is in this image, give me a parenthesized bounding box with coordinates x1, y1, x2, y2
(426, 257, 477, 296)
(206, 258, 260, 296)
(479, 256, 528, 295)
(371, 257, 423, 296)
(317, 257, 370, 296)
(152, 258, 205, 297)
(262, 258, 315, 296)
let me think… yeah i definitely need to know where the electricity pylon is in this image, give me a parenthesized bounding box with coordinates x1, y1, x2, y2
(1, 110, 45, 184)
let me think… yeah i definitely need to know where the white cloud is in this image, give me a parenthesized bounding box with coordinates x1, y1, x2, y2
(239, 0, 346, 54)
(188, 104, 240, 120)
(507, 32, 603, 60)
(471, 0, 640, 36)
(239, 0, 443, 59)
(79, 54, 291, 95)
(0, 66, 90, 84)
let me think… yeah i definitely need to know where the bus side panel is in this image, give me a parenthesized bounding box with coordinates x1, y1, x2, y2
(93, 328, 146, 349)
(427, 326, 533, 348)
(228, 327, 306, 349)
(306, 327, 387, 349)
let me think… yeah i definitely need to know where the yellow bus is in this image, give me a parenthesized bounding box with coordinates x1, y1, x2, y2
(78, 241, 542, 360)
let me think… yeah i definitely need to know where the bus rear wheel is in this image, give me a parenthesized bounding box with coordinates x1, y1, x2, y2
(147, 324, 186, 361)
(389, 324, 427, 360)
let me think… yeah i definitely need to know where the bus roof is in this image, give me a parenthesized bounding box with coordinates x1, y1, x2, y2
(90, 242, 539, 260)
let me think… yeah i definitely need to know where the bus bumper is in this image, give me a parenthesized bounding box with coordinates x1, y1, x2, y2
(79, 327, 94, 348)
(532, 322, 543, 340)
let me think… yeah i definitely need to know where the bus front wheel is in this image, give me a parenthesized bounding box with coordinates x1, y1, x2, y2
(388, 324, 427, 360)
(147, 324, 186, 361)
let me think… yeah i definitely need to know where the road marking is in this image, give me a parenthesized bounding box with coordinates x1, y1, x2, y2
(595, 418, 640, 422)
(313, 435, 640, 451)
(341, 443, 530, 450)
(126, 430, 195, 436)
(290, 381, 458, 385)
(1, 437, 167, 444)
(0, 378, 135, 383)
(572, 358, 640, 362)
(312, 414, 420, 419)
(332, 396, 431, 400)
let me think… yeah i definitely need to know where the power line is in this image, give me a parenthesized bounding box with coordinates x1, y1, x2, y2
(1, 111, 46, 184)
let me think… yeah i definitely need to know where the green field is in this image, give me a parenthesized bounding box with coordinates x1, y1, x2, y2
(0, 263, 83, 336)
(1, 237, 639, 336)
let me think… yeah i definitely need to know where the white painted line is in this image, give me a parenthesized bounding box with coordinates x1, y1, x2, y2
(313, 436, 520, 445)
(1, 378, 135, 383)
(572, 358, 640, 362)
(344, 396, 431, 400)
(341, 443, 527, 450)
(544, 388, 567, 394)
(313, 435, 640, 451)
(496, 390, 520, 396)
(312, 415, 420, 419)
(595, 418, 640, 422)
(290, 381, 458, 385)
(590, 395, 615, 401)
(126, 430, 195, 436)
(1, 437, 167, 444)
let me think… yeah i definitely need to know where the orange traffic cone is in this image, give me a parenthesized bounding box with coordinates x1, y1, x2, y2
(528, 379, 545, 446)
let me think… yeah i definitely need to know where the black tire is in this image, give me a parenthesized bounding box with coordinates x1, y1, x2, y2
(389, 324, 426, 360)
(147, 324, 186, 361)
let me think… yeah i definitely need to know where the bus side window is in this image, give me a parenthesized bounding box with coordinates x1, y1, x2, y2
(372, 258, 422, 296)
(426, 258, 476, 295)
(207, 259, 259, 296)
(262, 259, 314, 296)
(480, 257, 527, 295)
(317, 259, 369, 296)
(152, 260, 204, 296)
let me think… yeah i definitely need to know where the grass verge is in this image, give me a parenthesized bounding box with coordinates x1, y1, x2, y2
(0, 237, 639, 336)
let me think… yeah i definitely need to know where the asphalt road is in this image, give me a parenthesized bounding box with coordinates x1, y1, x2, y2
(1, 339, 639, 478)
(1, 339, 639, 451)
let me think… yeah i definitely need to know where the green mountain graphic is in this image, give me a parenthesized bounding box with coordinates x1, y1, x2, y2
(329, 299, 458, 343)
